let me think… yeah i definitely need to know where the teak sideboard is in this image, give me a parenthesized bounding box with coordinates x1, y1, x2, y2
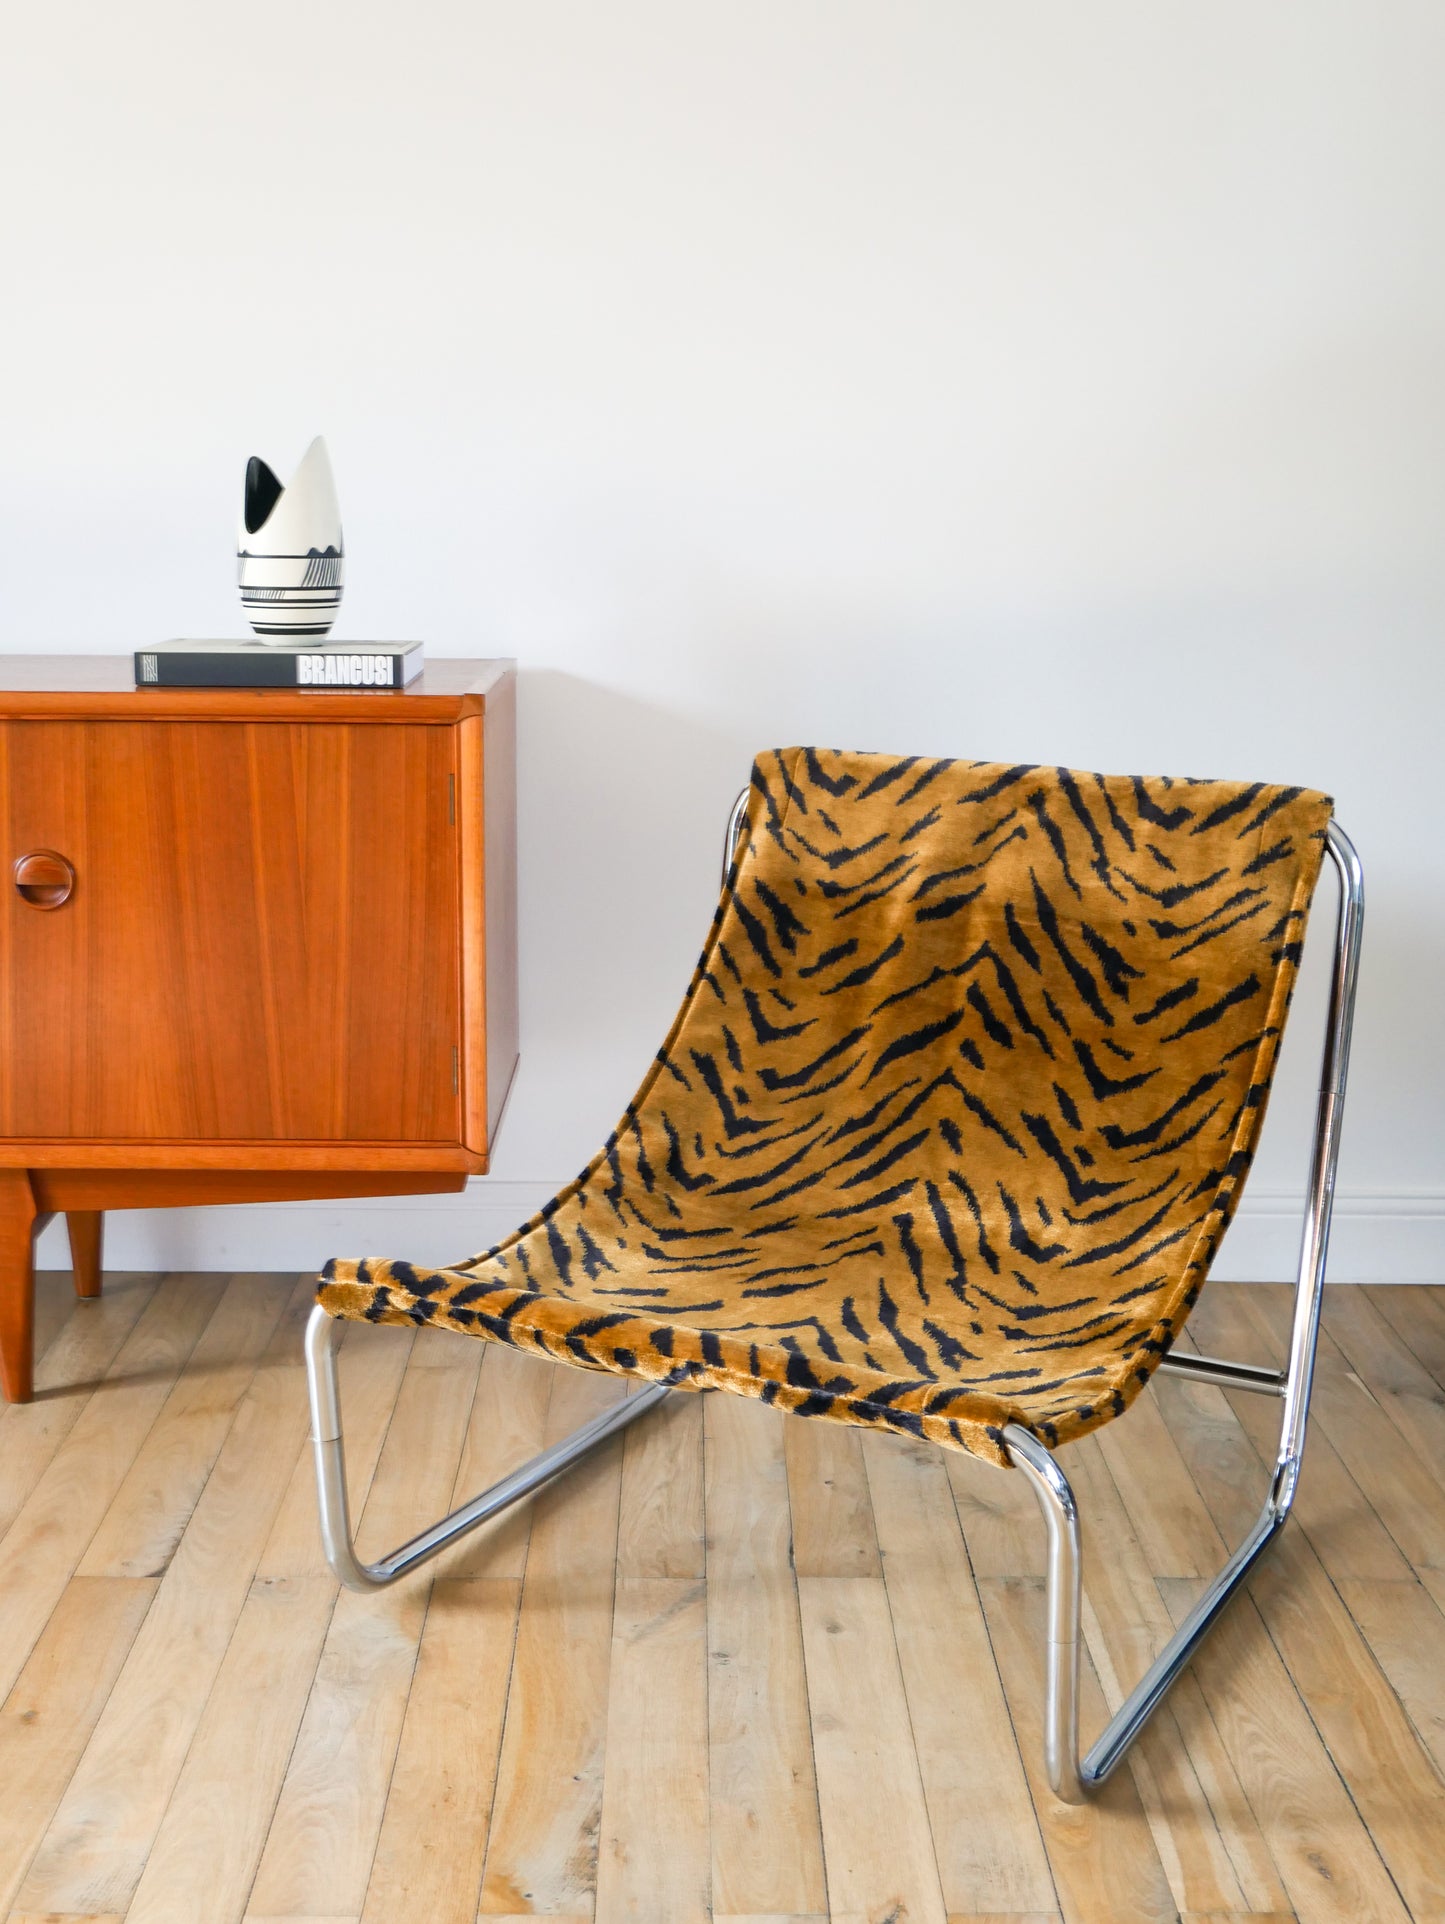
(0, 656, 517, 1401)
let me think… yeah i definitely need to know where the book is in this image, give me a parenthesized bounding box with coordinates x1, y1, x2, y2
(135, 639, 425, 690)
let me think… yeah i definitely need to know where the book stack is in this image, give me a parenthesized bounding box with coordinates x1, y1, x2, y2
(135, 639, 425, 690)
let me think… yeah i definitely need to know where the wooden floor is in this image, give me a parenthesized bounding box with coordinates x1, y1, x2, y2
(1, 1274, 1443, 1924)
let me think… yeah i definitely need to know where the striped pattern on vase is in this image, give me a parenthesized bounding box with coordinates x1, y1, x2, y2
(237, 436, 345, 641)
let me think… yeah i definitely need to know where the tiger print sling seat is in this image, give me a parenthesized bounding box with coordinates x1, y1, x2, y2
(316, 748, 1332, 1469)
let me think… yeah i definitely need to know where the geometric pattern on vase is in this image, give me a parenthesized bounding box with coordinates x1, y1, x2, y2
(237, 434, 345, 640)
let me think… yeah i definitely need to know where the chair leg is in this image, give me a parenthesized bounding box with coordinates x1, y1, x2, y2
(1001, 818, 1363, 1801)
(304, 1305, 673, 1592)
(1003, 1396, 1297, 1803)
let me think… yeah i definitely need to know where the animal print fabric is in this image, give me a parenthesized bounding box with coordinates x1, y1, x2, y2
(319, 749, 1332, 1466)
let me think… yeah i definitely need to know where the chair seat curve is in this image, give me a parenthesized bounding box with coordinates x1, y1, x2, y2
(317, 747, 1333, 1467)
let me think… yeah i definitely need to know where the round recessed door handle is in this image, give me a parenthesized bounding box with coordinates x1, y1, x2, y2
(14, 849, 76, 909)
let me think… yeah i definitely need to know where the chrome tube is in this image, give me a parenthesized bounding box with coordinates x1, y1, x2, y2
(305, 1305, 672, 1592)
(1276, 821, 1365, 1506)
(1155, 1351, 1286, 1397)
(722, 787, 750, 886)
(1005, 819, 1364, 1798)
(1000, 1425, 1084, 1803)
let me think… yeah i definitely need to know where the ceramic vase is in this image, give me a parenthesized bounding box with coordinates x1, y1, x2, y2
(237, 435, 344, 640)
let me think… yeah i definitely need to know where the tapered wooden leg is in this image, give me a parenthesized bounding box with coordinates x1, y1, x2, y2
(0, 1170, 39, 1404)
(66, 1210, 104, 1299)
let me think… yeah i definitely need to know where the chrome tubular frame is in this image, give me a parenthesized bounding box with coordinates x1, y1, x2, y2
(1003, 819, 1364, 1801)
(305, 1307, 672, 1592)
(723, 785, 750, 880)
(301, 788, 764, 1593)
(307, 787, 1363, 1804)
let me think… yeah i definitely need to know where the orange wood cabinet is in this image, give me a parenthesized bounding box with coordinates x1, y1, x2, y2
(0, 657, 518, 1401)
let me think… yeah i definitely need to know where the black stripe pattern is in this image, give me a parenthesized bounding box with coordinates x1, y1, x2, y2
(319, 748, 1333, 1465)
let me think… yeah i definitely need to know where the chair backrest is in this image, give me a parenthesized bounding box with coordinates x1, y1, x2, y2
(636, 746, 1333, 1428)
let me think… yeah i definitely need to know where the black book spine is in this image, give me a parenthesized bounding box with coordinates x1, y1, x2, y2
(136, 651, 299, 688)
(134, 649, 421, 689)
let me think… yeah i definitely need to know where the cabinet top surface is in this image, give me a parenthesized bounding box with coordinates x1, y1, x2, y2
(0, 655, 513, 721)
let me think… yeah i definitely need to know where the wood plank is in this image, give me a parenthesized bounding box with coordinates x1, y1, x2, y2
(1335, 1576, 1445, 1778)
(1139, 1312, 1445, 1918)
(863, 1432, 1056, 1916)
(797, 1575, 947, 1924)
(31, 1266, 74, 1360)
(1094, 1392, 1227, 1579)
(0, 1577, 157, 1914)
(125, 1575, 336, 1924)
(0, 1272, 158, 1543)
(942, 1915, 1064, 1924)
(1243, 1533, 1445, 1917)
(1064, 1435, 1288, 1917)
(1157, 1579, 1413, 1924)
(7, 1913, 126, 1922)
(243, 1574, 431, 1922)
(478, 1368, 627, 1916)
(0, 1272, 220, 1705)
(360, 1580, 521, 1924)
(247, 1332, 483, 1917)
(785, 1417, 881, 1578)
(1176, 1914, 1299, 1923)
(943, 1916, 1065, 1924)
(1179, 1292, 1414, 1582)
(1235, 1287, 1445, 1582)
(704, 1394, 827, 1919)
(13, 1278, 316, 1915)
(1321, 1285, 1445, 1472)
(78, 1273, 292, 1578)
(1368, 1281, 1445, 1388)
(443, 1341, 552, 1582)
(9, 1276, 1445, 1921)
(945, 1441, 1043, 1578)
(616, 1386, 704, 1579)
(976, 1574, 1181, 1924)
(595, 1578, 710, 1924)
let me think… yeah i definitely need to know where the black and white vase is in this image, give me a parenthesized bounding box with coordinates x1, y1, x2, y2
(237, 436, 344, 640)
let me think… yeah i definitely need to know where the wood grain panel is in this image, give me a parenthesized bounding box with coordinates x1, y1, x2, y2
(863, 1433, 1056, 1917)
(785, 1414, 881, 1578)
(478, 1370, 626, 1916)
(0, 1275, 219, 1706)
(7, 1281, 1444, 1920)
(14, 1279, 315, 1914)
(248, 1332, 482, 1918)
(0, 1575, 157, 1914)
(595, 1577, 711, 1924)
(704, 1394, 827, 1919)
(0, 719, 460, 1144)
(798, 1575, 947, 1924)
(125, 1574, 336, 1924)
(359, 1579, 520, 1924)
(483, 675, 519, 1143)
(0, 1273, 158, 1540)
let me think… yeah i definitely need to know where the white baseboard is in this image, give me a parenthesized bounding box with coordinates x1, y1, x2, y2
(32, 1183, 1445, 1284)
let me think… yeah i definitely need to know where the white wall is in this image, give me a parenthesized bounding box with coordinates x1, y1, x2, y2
(4, 2, 1443, 1280)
